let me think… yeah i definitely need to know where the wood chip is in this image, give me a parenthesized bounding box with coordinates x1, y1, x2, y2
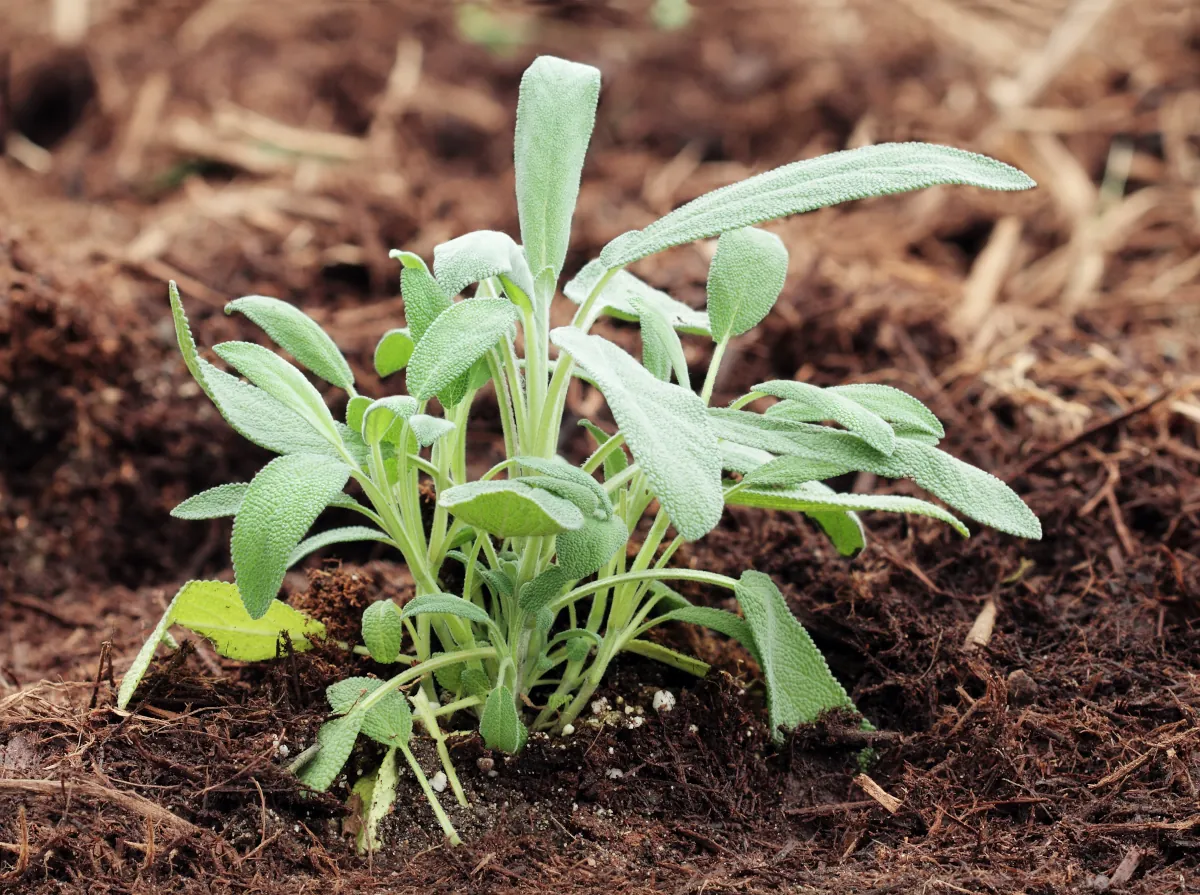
(853, 774, 902, 814)
(964, 598, 997, 651)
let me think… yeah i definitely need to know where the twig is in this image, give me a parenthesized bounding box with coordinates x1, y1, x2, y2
(853, 774, 903, 814)
(0, 778, 201, 835)
(963, 599, 997, 651)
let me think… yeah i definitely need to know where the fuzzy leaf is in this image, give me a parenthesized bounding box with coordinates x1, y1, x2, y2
(233, 454, 352, 619)
(826, 384, 944, 441)
(406, 299, 520, 404)
(345, 396, 371, 433)
(399, 593, 494, 629)
(727, 481, 969, 537)
(649, 605, 759, 663)
(327, 677, 413, 747)
(480, 686, 526, 754)
(297, 711, 364, 791)
(517, 566, 570, 616)
(754, 380, 896, 455)
(214, 341, 341, 444)
(360, 600, 404, 663)
(408, 414, 456, 448)
(515, 56, 601, 280)
(633, 293, 690, 387)
(599, 143, 1035, 269)
(556, 515, 629, 578)
(564, 263, 710, 335)
(170, 580, 326, 660)
(551, 329, 723, 540)
(735, 571, 857, 742)
(706, 227, 789, 341)
(432, 231, 535, 306)
(520, 476, 599, 516)
(799, 482, 867, 557)
(362, 396, 418, 444)
(515, 456, 611, 514)
(171, 483, 248, 520)
(288, 526, 394, 568)
(393, 254, 452, 343)
(374, 328, 415, 377)
(439, 480, 585, 538)
(226, 295, 354, 391)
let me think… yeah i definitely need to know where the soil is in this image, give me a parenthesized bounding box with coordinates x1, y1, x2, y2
(2, 1, 1199, 892)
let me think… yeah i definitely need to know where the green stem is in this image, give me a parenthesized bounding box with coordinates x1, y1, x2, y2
(700, 337, 729, 406)
(411, 688, 467, 807)
(549, 569, 738, 614)
(398, 743, 461, 845)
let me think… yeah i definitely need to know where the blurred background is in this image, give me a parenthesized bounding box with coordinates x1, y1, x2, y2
(1, 1, 1198, 889)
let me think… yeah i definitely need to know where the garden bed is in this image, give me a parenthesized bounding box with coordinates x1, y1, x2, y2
(2, 2, 1198, 892)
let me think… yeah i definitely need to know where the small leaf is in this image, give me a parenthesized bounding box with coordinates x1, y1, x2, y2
(480, 686, 526, 754)
(706, 227, 789, 342)
(826, 384, 944, 441)
(354, 747, 400, 853)
(361, 600, 404, 663)
(753, 380, 896, 454)
(519, 476, 599, 516)
(171, 483, 248, 520)
(399, 593, 494, 629)
(233, 454, 351, 619)
(551, 329, 723, 541)
(565, 634, 592, 663)
(394, 256, 451, 343)
(564, 263, 710, 335)
(460, 668, 491, 700)
(214, 341, 342, 445)
(408, 414, 456, 448)
(362, 396, 418, 444)
(327, 677, 413, 747)
(556, 515, 628, 578)
(432, 231, 535, 306)
(515, 56, 601, 280)
(633, 293, 690, 387)
(226, 295, 354, 391)
(406, 299, 520, 404)
(598, 143, 1035, 269)
(297, 711, 365, 791)
(735, 571, 858, 743)
(374, 328, 415, 377)
(171, 580, 326, 660)
(439, 480, 585, 538)
(345, 395, 371, 433)
(800, 482, 867, 557)
(288, 526, 395, 568)
(517, 566, 570, 616)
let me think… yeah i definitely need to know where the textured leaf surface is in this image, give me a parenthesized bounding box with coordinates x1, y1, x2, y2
(408, 414, 456, 448)
(297, 711, 364, 791)
(754, 380, 896, 454)
(599, 143, 1035, 268)
(517, 566, 570, 615)
(480, 686, 526, 754)
(361, 600, 404, 663)
(406, 299, 519, 403)
(362, 396, 418, 444)
(399, 593, 494, 628)
(826, 384, 944, 440)
(564, 263, 710, 335)
(515, 456, 610, 514)
(439, 480, 585, 537)
(226, 295, 354, 390)
(515, 56, 601, 280)
(551, 328, 723, 540)
(706, 227, 789, 341)
(171, 580, 326, 659)
(727, 482, 969, 536)
(432, 231, 535, 303)
(798, 482, 867, 557)
(374, 328, 414, 377)
(233, 454, 351, 619)
(288, 526, 394, 568)
(556, 515, 629, 578)
(394, 256, 451, 343)
(735, 571, 856, 742)
(327, 677, 413, 747)
(171, 483, 248, 520)
(633, 294, 690, 387)
(214, 341, 341, 444)
(650, 606, 759, 663)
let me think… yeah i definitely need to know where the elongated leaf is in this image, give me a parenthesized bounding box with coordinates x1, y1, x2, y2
(346, 395, 371, 433)
(214, 341, 341, 444)
(297, 711, 364, 791)
(233, 454, 351, 619)
(327, 677, 413, 747)
(374, 328, 415, 377)
(599, 143, 1035, 268)
(520, 476, 598, 516)
(399, 592, 493, 628)
(515, 456, 611, 514)
(564, 262, 710, 335)
(556, 515, 628, 578)
(827, 384, 944, 441)
(551, 329, 723, 540)
(352, 747, 399, 854)
(226, 295, 354, 390)
(707, 227, 789, 341)
(633, 293, 690, 387)
(406, 299, 519, 403)
(480, 686, 526, 754)
(439, 480, 585, 537)
(754, 380, 896, 454)
(624, 639, 711, 677)
(741, 453, 849, 485)
(171, 580, 326, 659)
(649, 605, 759, 664)
(362, 396, 418, 444)
(709, 407, 824, 457)
(517, 565, 570, 616)
(735, 571, 857, 742)
(361, 600, 404, 663)
(288, 526, 394, 568)
(515, 56, 601, 279)
(171, 483, 248, 520)
(432, 231, 535, 305)
(727, 481, 969, 536)
(719, 441, 775, 475)
(799, 481, 867, 557)
(392, 253, 451, 343)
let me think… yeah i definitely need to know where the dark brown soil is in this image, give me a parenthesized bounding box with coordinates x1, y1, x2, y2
(2, 1, 1199, 892)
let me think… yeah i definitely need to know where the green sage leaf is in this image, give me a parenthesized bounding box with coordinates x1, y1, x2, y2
(226, 295, 354, 391)
(327, 677, 413, 748)
(374, 327, 415, 377)
(361, 600, 404, 663)
(432, 230, 535, 306)
(754, 380, 896, 455)
(564, 263, 710, 335)
(480, 686, 526, 754)
(288, 526, 394, 568)
(706, 227, 789, 341)
(171, 483, 248, 520)
(556, 515, 629, 578)
(406, 298, 520, 404)
(297, 711, 364, 791)
(439, 480, 585, 538)
(399, 593, 494, 629)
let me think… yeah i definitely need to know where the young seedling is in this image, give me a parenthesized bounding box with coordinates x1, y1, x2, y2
(122, 56, 1040, 847)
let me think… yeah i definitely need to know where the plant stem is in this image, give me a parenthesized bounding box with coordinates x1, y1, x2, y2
(699, 336, 729, 406)
(549, 568, 739, 614)
(398, 743, 461, 845)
